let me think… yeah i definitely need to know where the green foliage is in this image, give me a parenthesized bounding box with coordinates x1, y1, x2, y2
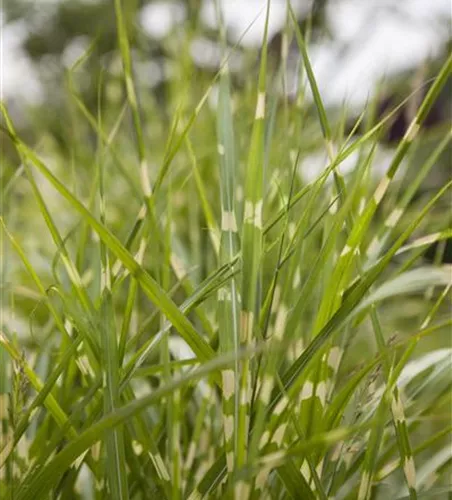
(1, 2, 451, 499)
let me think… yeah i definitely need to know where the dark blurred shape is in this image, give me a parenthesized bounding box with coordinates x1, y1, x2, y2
(376, 83, 451, 145)
(341, 64, 451, 146)
(424, 239, 452, 264)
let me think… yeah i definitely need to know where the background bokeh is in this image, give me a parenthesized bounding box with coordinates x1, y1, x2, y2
(3, 1, 451, 110)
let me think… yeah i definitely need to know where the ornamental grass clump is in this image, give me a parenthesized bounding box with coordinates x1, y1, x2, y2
(1, 2, 451, 499)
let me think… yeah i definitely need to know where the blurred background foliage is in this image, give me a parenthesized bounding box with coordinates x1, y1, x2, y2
(2, 1, 450, 163)
(2, 0, 450, 261)
(1, 0, 450, 280)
